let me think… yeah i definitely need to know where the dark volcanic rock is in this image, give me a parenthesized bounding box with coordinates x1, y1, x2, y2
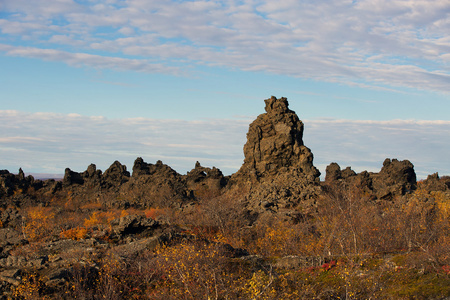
(83, 164, 102, 186)
(117, 158, 192, 208)
(324, 159, 417, 200)
(132, 158, 177, 179)
(420, 173, 450, 192)
(228, 96, 322, 219)
(102, 160, 130, 188)
(0, 169, 35, 198)
(186, 161, 227, 193)
(110, 214, 159, 236)
(0, 208, 22, 229)
(235, 96, 320, 181)
(63, 168, 84, 186)
(0, 228, 27, 252)
(325, 162, 342, 182)
(372, 158, 416, 199)
(245, 171, 321, 215)
(63, 164, 102, 188)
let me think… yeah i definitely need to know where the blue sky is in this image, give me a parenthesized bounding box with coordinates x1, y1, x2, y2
(0, 0, 449, 179)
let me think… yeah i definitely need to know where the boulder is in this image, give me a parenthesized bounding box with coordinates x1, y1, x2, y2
(110, 214, 159, 236)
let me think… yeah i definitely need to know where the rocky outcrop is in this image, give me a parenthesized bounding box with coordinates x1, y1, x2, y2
(235, 96, 320, 181)
(0, 208, 22, 229)
(372, 158, 416, 199)
(243, 171, 322, 217)
(0, 228, 27, 255)
(102, 160, 130, 189)
(63, 168, 85, 186)
(228, 96, 322, 219)
(110, 214, 159, 237)
(118, 158, 191, 208)
(0, 95, 441, 215)
(419, 173, 450, 192)
(0, 169, 36, 198)
(186, 161, 227, 193)
(324, 158, 417, 200)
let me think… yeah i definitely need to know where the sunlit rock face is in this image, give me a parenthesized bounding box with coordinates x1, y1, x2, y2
(237, 96, 320, 181)
(229, 96, 322, 218)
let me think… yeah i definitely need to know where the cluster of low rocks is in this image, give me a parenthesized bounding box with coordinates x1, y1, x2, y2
(2, 96, 450, 216)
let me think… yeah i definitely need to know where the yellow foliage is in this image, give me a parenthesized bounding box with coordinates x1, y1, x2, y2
(434, 191, 450, 222)
(84, 210, 121, 228)
(23, 206, 55, 242)
(242, 269, 276, 299)
(256, 224, 295, 256)
(12, 272, 48, 300)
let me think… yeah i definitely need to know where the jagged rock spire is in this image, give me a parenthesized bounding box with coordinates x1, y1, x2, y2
(238, 96, 320, 180)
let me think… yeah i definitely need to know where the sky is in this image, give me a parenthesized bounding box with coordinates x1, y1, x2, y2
(0, 0, 449, 180)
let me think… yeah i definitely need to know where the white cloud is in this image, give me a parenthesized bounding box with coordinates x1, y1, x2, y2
(0, 110, 249, 174)
(0, 111, 448, 179)
(305, 118, 450, 179)
(0, 44, 181, 74)
(0, 0, 449, 92)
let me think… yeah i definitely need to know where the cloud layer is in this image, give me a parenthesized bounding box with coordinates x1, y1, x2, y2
(1, 110, 448, 179)
(1, 0, 449, 92)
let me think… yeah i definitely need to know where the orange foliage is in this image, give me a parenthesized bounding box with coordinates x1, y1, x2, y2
(80, 202, 103, 210)
(84, 209, 129, 229)
(144, 208, 167, 220)
(60, 227, 88, 240)
(23, 206, 55, 241)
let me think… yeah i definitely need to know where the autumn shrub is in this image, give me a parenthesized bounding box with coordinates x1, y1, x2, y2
(84, 209, 128, 229)
(63, 241, 251, 299)
(22, 206, 55, 242)
(59, 226, 88, 240)
(246, 216, 322, 258)
(144, 207, 169, 220)
(177, 191, 250, 248)
(54, 210, 86, 231)
(12, 272, 49, 300)
(315, 183, 450, 258)
(317, 184, 384, 255)
(152, 241, 240, 299)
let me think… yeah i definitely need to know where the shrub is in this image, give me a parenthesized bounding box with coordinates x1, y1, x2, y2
(59, 226, 88, 240)
(22, 206, 55, 242)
